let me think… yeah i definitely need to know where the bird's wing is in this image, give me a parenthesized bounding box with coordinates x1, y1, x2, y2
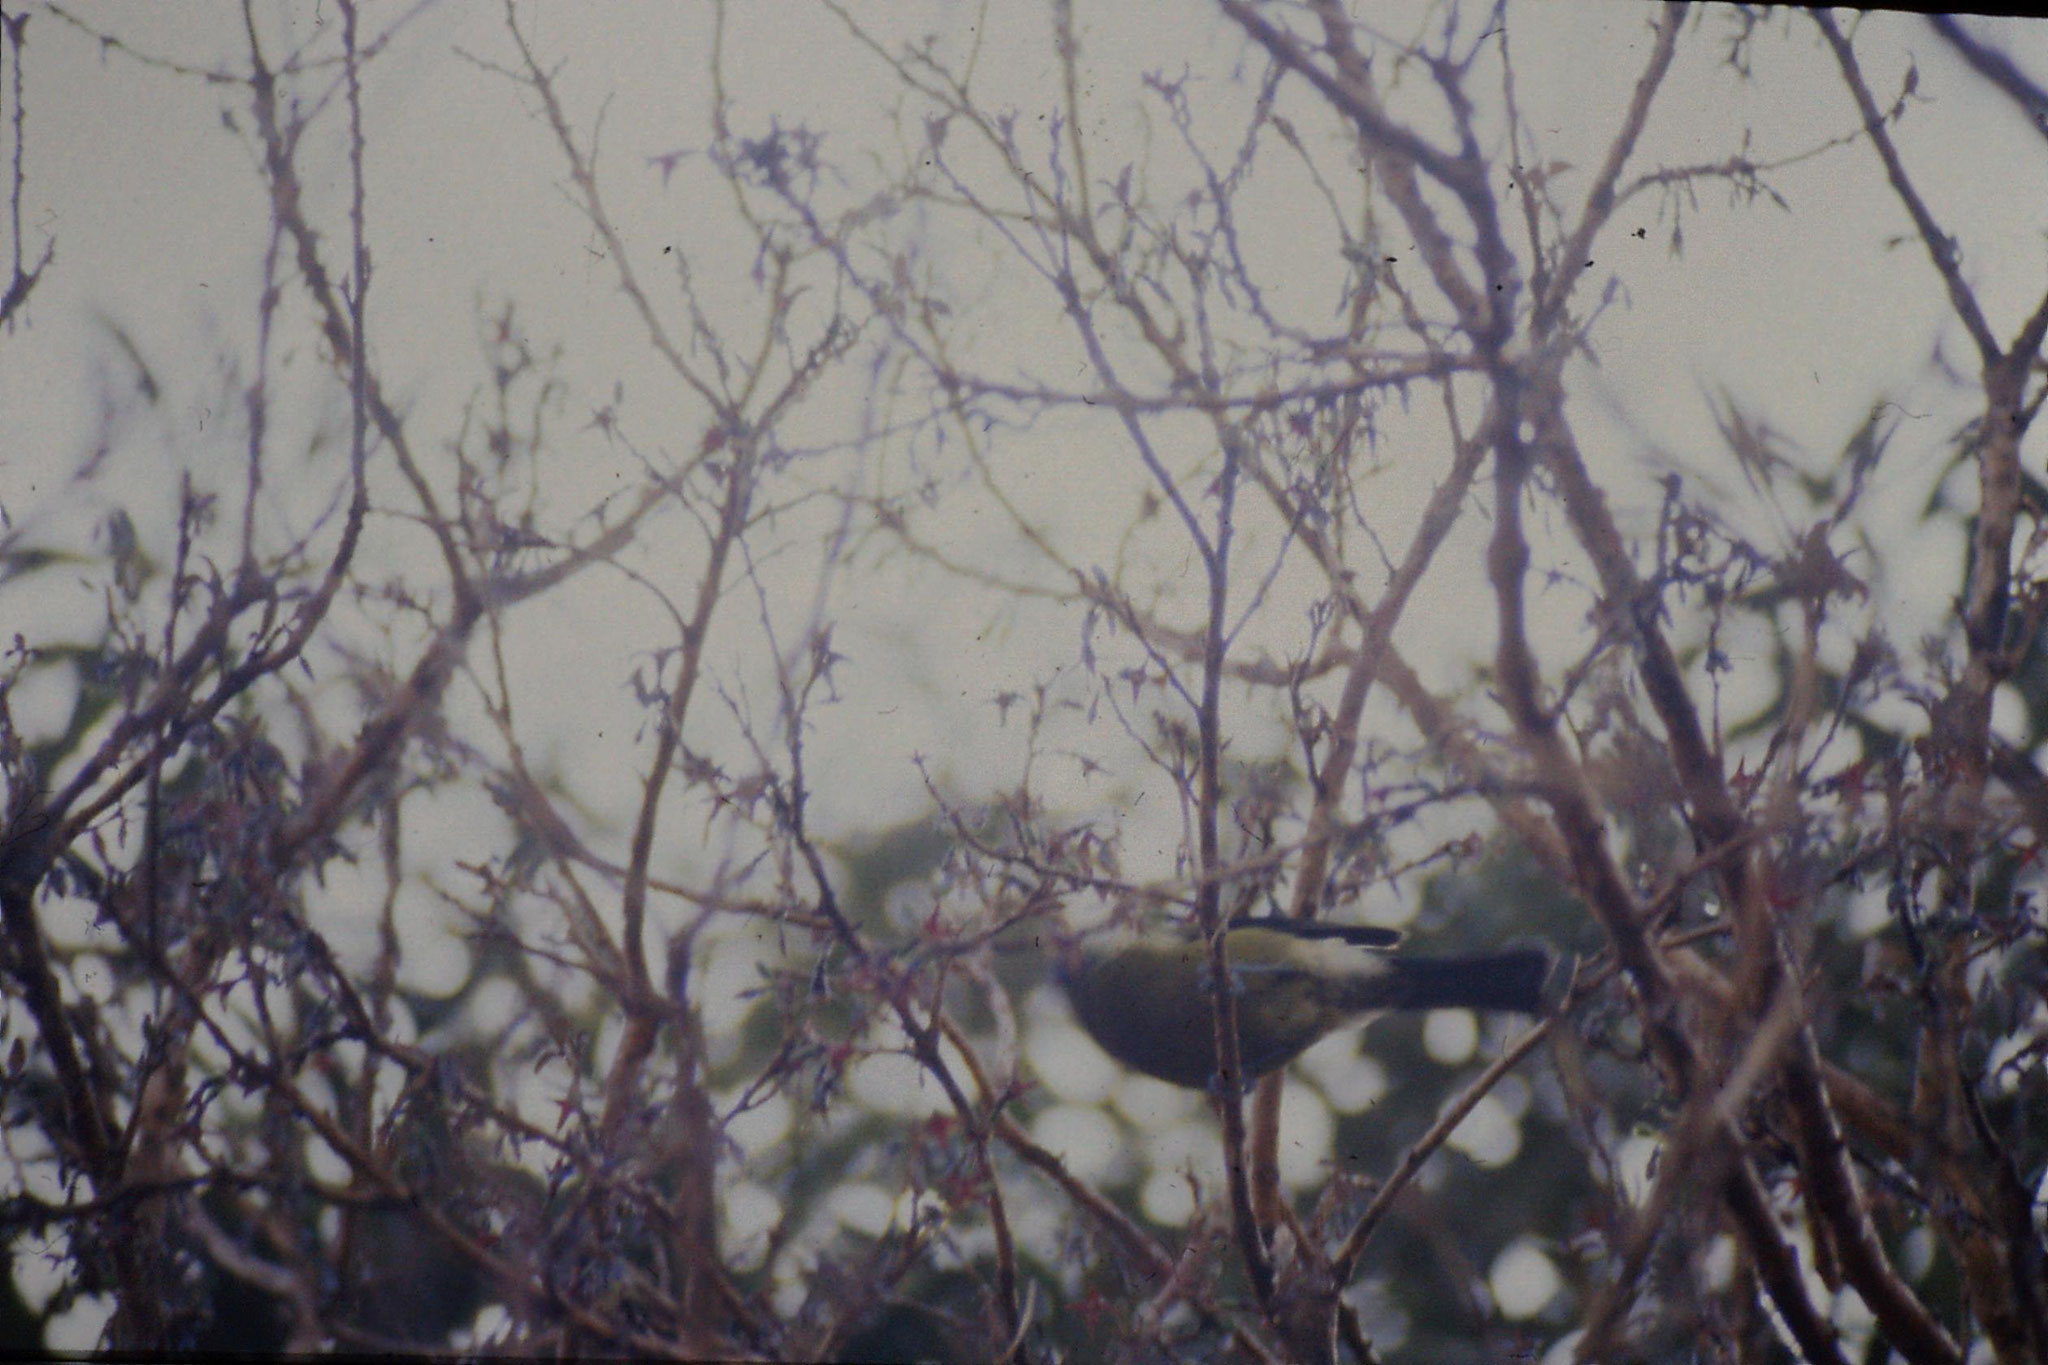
(1225, 915, 1402, 949)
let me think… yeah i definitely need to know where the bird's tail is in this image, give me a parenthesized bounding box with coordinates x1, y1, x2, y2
(1346, 949, 1551, 1014)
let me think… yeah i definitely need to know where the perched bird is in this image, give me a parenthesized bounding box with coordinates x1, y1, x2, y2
(1058, 918, 1551, 1090)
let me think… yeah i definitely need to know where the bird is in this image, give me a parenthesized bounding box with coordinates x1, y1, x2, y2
(1057, 918, 1552, 1090)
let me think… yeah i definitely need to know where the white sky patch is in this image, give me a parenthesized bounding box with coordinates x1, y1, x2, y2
(1489, 1238, 1563, 1320)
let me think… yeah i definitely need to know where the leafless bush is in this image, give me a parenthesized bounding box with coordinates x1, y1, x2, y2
(2, 5, 2044, 1362)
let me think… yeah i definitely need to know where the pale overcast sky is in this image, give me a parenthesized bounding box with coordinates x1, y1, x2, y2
(5, 2, 2045, 910)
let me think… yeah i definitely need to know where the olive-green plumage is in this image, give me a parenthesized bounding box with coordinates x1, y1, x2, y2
(1059, 919, 1549, 1090)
